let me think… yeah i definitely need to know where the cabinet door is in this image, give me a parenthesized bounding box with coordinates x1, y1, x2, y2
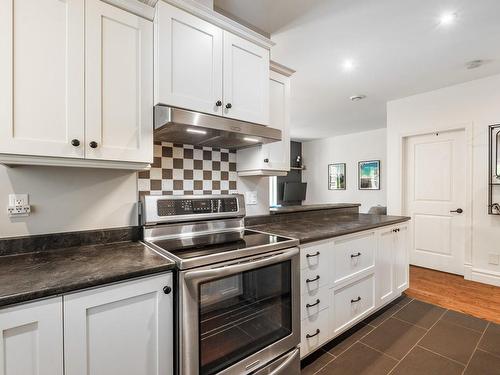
(261, 71, 291, 171)
(155, 1, 223, 114)
(223, 31, 269, 125)
(0, 0, 84, 158)
(64, 274, 173, 375)
(85, 0, 153, 163)
(376, 228, 396, 306)
(394, 225, 409, 293)
(0, 298, 63, 375)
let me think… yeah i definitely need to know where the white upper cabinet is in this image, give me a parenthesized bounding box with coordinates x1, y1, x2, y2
(0, 297, 63, 375)
(223, 31, 269, 125)
(86, 0, 153, 163)
(155, 1, 223, 115)
(0, 0, 153, 169)
(237, 63, 293, 176)
(0, 0, 84, 159)
(154, 2, 270, 125)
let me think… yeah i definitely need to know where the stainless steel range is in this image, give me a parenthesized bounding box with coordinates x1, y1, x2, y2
(141, 194, 301, 375)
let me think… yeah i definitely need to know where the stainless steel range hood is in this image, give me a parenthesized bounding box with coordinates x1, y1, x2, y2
(154, 105, 281, 150)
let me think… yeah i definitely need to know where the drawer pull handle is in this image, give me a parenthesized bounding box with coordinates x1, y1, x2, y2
(306, 251, 320, 258)
(306, 299, 320, 308)
(351, 296, 362, 303)
(350, 252, 362, 258)
(306, 275, 320, 283)
(306, 329, 320, 339)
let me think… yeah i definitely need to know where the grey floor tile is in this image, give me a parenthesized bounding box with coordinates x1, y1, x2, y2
(394, 295, 413, 308)
(391, 346, 464, 375)
(323, 323, 373, 356)
(419, 320, 481, 364)
(301, 350, 335, 375)
(394, 299, 445, 329)
(464, 349, 500, 375)
(316, 342, 397, 375)
(360, 317, 427, 360)
(478, 323, 500, 357)
(440, 310, 489, 333)
(362, 303, 402, 327)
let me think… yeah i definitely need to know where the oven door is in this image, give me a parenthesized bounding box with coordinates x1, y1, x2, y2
(178, 247, 300, 375)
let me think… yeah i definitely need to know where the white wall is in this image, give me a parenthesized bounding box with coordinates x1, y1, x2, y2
(387, 73, 500, 286)
(0, 165, 269, 238)
(302, 128, 387, 213)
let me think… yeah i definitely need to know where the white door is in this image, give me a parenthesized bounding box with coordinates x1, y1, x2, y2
(0, 0, 84, 158)
(155, 1, 223, 115)
(64, 274, 173, 375)
(223, 31, 269, 125)
(394, 225, 409, 294)
(85, 0, 153, 163)
(376, 227, 396, 306)
(0, 298, 63, 375)
(405, 129, 467, 275)
(262, 71, 291, 171)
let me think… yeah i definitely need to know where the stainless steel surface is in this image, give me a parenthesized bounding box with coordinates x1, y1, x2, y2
(252, 348, 300, 375)
(154, 105, 281, 149)
(178, 247, 301, 375)
(141, 194, 246, 225)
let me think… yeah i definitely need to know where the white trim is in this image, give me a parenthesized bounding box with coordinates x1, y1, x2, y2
(162, 0, 274, 49)
(102, 0, 155, 20)
(399, 122, 474, 277)
(238, 170, 288, 177)
(464, 264, 500, 287)
(0, 154, 150, 170)
(270, 61, 296, 77)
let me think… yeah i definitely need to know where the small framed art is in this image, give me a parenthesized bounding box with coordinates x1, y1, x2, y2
(328, 163, 346, 190)
(358, 160, 380, 190)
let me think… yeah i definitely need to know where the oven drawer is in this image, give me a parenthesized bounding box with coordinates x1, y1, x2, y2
(301, 285, 330, 320)
(333, 233, 375, 284)
(300, 307, 331, 357)
(300, 240, 332, 271)
(333, 275, 375, 334)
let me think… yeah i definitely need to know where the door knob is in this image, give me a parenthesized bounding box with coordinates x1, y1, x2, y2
(450, 208, 463, 214)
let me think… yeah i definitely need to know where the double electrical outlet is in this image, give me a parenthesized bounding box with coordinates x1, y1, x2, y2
(7, 194, 31, 217)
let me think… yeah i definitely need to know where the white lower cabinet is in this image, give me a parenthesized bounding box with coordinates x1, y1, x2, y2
(0, 297, 63, 375)
(300, 223, 409, 358)
(64, 273, 173, 375)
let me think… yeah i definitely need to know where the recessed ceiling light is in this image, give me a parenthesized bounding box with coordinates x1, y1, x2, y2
(187, 128, 207, 135)
(466, 60, 484, 69)
(350, 95, 366, 101)
(439, 12, 457, 26)
(342, 59, 356, 72)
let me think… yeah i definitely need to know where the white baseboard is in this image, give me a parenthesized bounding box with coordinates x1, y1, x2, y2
(464, 264, 500, 287)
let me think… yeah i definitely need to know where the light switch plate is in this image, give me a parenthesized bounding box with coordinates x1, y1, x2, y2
(488, 253, 500, 266)
(245, 191, 258, 205)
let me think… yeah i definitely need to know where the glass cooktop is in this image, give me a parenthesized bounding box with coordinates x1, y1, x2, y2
(151, 230, 292, 261)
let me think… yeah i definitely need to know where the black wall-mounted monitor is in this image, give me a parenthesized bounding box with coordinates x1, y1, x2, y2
(283, 182, 307, 202)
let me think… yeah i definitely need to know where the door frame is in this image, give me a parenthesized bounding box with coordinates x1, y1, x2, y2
(399, 123, 473, 275)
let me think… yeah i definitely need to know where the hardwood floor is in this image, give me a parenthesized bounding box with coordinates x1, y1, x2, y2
(405, 265, 500, 324)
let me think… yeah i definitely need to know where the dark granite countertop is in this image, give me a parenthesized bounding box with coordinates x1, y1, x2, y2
(248, 213, 410, 244)
(0, 241, 175, 308)
(269, 203, 361, 214)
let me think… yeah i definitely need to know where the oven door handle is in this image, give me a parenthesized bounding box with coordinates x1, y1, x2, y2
(183, 247, 299, 282)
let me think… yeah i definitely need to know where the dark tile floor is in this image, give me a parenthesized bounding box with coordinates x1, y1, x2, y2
(301, 295, 500, 375)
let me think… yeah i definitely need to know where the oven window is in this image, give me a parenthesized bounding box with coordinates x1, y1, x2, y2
(199, 260, 292, 375)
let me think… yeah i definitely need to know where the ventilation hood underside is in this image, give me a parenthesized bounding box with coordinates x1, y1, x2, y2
(154, 105, 282, 150)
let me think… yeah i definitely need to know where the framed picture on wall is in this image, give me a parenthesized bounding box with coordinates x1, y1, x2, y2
(358, 160, 380, 190)
(328, 163, 346, 190)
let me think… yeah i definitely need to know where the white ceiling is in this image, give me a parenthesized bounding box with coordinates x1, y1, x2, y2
(214, 0, 500, 140)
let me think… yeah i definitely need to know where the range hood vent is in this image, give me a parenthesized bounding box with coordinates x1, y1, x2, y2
(154, 105, 281, 150)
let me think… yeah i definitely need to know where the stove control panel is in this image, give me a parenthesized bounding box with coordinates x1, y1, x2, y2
(157, 197, 239, 217)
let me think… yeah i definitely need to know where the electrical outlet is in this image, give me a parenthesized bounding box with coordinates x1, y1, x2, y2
(7, 194, 31, 217)
(245, 191, 258, 205)
(488, 253, 500, 266)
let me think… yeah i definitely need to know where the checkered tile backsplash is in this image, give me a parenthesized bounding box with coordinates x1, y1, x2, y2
(138, 142, 238, 197)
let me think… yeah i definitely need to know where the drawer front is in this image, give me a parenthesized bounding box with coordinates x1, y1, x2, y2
(300, 265, 329, 295)
(333, 233, 375, 284)
(300, 240, 332, 271)
(300, 307, 330, 358)
(301, 285, 330, 320)
(333, 275, 375, 333)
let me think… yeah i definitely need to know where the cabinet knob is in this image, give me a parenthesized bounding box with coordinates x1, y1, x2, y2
(264, 158, 269, 163)
(71, 139, 80, 147)
(163, 286, 172, 294)
(450, 208, 463, 214)
(216, 100, 222, 107)
(89, 141, 98, 149)
(225, 103, 232, 109)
